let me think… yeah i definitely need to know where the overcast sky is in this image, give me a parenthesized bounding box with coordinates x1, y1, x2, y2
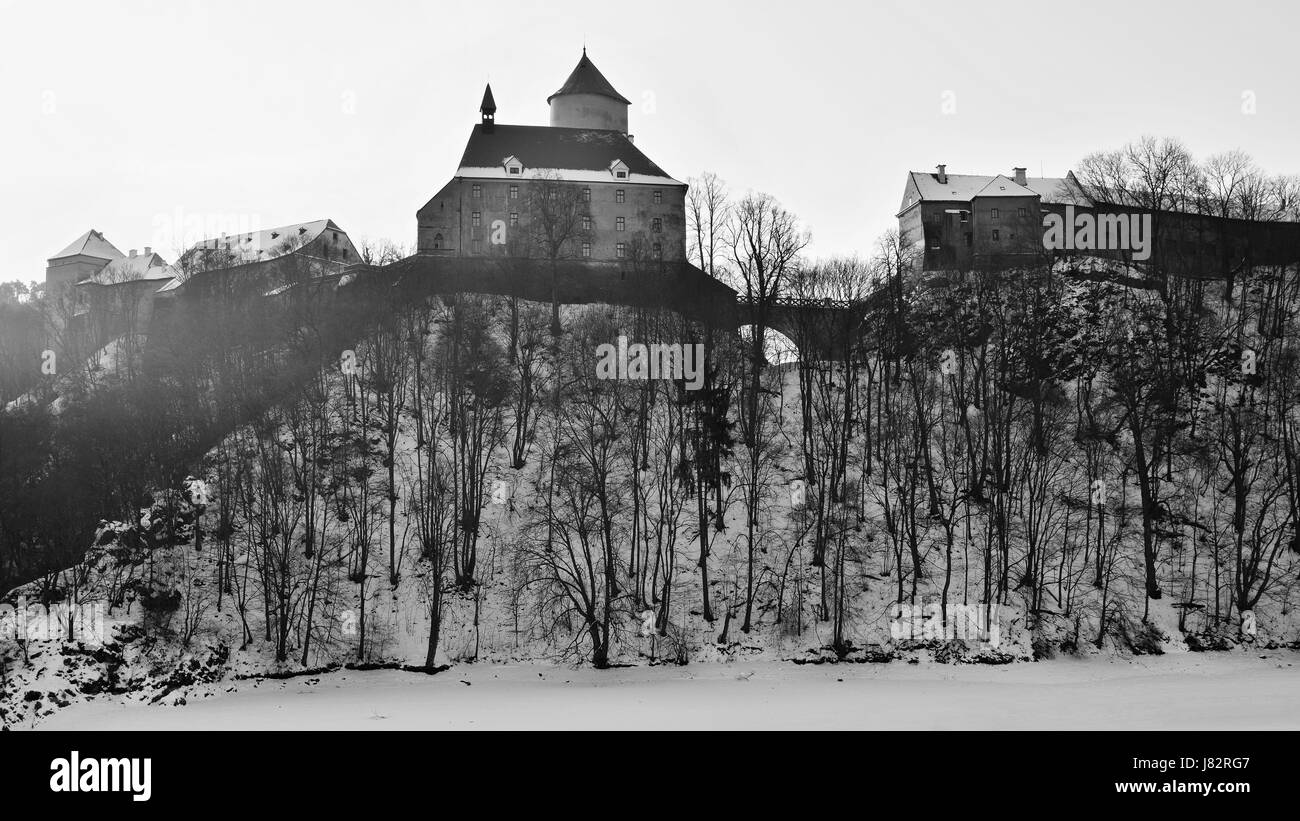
(1, 0, 1297, 284)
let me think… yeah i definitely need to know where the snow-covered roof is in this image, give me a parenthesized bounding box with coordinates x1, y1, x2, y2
(974, 175, 1037, 198)
(185, 219, 339, 266)
(1027, 175, 1094, 206)
(50, 229, 125, 262)
(908, 172, 1093, 206)
(81, 252, 177, 285)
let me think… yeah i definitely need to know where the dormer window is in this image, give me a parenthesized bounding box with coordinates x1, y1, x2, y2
(503, 155, 523, 176)
(609, 159, 630, 179)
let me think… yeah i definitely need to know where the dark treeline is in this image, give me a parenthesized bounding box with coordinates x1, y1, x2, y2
(0, 256, 406, 596)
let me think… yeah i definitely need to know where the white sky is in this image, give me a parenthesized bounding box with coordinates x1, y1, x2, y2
(1, 0, 1297, 284)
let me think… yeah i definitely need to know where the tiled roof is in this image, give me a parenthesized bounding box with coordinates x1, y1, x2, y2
(547, 50, 631, 105)
(455, 124, 679, 183)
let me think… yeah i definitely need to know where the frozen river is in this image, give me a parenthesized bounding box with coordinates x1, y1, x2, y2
(36, 651, 1300, 731)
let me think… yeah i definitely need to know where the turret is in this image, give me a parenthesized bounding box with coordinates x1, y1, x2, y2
(547, 48, 630, 133)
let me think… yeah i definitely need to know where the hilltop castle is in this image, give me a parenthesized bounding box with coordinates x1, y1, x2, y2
(417, 49, 686, 264)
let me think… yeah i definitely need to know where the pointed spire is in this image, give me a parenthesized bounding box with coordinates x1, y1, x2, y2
(480, 83, 496, 131)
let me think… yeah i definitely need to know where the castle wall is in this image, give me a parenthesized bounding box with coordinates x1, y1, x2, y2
(418, 177, 686, 263)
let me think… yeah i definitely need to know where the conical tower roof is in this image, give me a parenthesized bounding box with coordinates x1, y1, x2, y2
(547, 49, 630, 105)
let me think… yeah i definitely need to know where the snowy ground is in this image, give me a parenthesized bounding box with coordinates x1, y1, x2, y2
(35, 651, 1300, 731)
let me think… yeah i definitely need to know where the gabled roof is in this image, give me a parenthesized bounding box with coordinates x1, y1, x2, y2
(454, 124, 681, 184)
(1028, 174, 1093, 206)
(50, 229, 125, 262)
(186, 219, 340, 265)
(907, 171, 1093, 206)
(973, 175, 1036, 198)
(547, 50, 631, 105)
(157, 219, 349, 293)
(83, 252, 176, 285)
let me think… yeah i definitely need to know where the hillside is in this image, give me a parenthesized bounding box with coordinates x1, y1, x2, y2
(3, 263, 1300, 728)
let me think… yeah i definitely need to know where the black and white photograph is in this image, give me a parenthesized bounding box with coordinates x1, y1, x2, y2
(0, 0, 1295, 804)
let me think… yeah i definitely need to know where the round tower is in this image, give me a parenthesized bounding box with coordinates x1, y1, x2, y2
(547, 48, 630, 133)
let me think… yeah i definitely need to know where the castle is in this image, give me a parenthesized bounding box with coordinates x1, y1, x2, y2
(43, 50, 695, 354)
(416, 49, 686, 264)
(899, 165, 1300, 276)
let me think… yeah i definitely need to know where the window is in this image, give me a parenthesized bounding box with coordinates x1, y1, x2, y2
(332, 231, 339, 241)
(991, 208, 1000, 220)
(433, 233, 444, 250)
(992, 229, 1001, 241)
(616, 242, 626, 259)
(960, 211, 969, 223)
(508, 166, 521, 175)
(616, 216, 626, 232)
(510, 212, 519, 227)
(616, 189, 625, 203)
(652, 218, 662, 233)
(582, 188, 591, 202)
(582, 242, 592, 258)
(582, 215, 591, 230)
(472, 184, 482, 198)
(509, 185, 519, 199)
(652, 243, 662, 258)
(1018, 207, 1027, 218)
(472, 211, 481, 227)
(653, 190, 662, 205)
(615, 170, 627, 179)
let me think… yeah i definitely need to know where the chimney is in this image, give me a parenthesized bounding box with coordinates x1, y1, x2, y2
(144, 246, 152, 256)
(129, 249, 138, 258)
(936, 164, 948, 185)
(1013, 167, 1027, 186)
